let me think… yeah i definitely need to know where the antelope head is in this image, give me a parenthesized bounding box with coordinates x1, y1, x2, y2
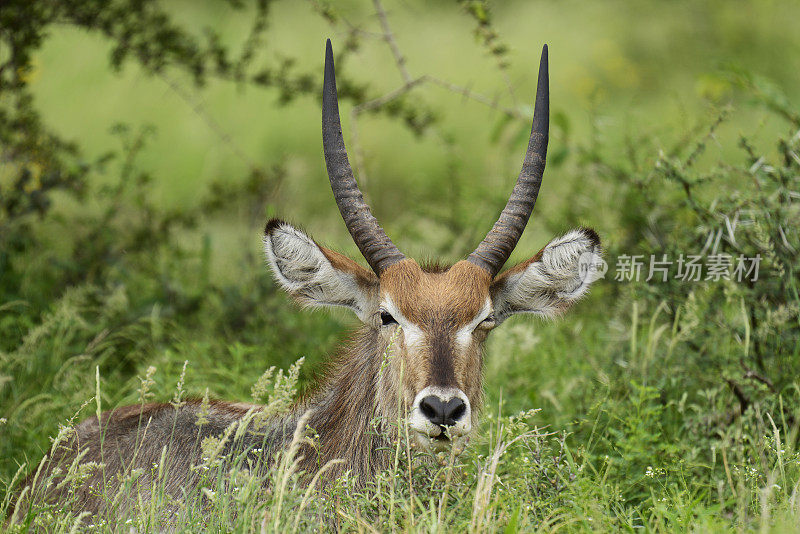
(263, 41, 602, 453)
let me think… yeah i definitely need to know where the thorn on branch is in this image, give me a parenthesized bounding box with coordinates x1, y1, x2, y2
(373, 0, 411, 83)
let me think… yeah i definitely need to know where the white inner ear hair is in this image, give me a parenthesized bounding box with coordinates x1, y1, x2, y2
(498, 229, 602, 319)
(539, 229, 603, 299)
(263, 223, 368, 318)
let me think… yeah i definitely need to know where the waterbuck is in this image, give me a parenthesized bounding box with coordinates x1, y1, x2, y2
(13, 40, 602, 520)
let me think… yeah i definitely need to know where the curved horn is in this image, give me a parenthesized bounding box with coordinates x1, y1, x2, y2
(322, 39, 405, 275)
(468, 45, 549, 276)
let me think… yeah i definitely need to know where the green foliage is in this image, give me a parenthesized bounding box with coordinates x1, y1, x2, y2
(1, 0, 800, 531)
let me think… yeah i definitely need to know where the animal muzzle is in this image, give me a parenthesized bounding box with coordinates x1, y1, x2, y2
(409, 386, 472, 442)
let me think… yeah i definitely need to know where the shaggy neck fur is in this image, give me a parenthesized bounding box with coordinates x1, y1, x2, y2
(290, 325, 399, 483)
(12, 326, 401, 520)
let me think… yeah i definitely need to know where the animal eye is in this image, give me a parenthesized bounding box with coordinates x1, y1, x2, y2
(477, 314, 496, 329)
(380, 311, 398, 326)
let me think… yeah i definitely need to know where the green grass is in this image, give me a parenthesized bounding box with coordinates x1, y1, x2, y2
(2, 0, 800, 531)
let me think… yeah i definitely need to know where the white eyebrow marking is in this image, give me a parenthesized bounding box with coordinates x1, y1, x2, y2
(454, 298, 493, 348)
(382, 296, 425, 347)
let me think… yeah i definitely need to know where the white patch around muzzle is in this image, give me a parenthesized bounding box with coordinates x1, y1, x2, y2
(408, 386, 472, 451)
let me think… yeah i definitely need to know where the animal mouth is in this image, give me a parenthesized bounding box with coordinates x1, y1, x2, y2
(410, 426, 466, 455)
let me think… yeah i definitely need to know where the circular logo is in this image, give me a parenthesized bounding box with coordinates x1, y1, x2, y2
(578, 252, 608, 282)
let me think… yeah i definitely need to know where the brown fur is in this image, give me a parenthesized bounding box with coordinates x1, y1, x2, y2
(320, 246, 378, 289)
(381, 260, 491, 325)
(372, 259, 493, 427)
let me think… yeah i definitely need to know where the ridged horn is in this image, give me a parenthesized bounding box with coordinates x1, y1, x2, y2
(468, 45, 550, 276)
(322, 39, 405, 275)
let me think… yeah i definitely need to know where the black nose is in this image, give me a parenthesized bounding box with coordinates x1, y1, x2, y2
(419, 396, 467, 428)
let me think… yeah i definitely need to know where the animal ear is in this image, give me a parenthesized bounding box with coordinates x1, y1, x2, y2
(263, 220, 378, 321)
(490, 228, 603, 323)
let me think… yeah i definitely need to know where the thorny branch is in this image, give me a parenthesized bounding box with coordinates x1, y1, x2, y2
(740, 361, 775, 392)
(373, 0, 411, 84)
(159, 73, 260, 172)
(349, 0, 528, 184)
(158, 0, 528, 188)
(725, 378, 750, 415)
